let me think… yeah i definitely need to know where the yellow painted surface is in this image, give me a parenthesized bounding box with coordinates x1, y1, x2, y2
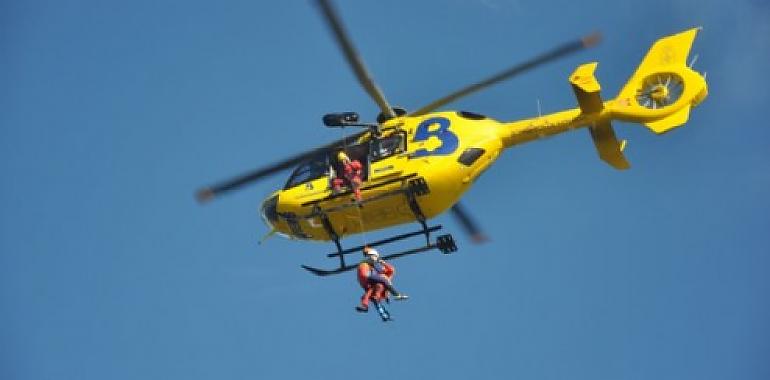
(265, 28, 708, 241)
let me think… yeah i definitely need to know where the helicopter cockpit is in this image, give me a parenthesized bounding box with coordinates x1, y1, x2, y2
(283, 130, 406, 190)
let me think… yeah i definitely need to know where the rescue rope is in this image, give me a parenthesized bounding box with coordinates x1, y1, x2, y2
(340, 127, 369, 248)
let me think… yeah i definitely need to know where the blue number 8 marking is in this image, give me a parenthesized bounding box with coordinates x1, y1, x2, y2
(412, 117, 459, 158)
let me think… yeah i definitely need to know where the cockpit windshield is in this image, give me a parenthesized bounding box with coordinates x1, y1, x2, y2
(283, 132, 405, 189)
(284, 155, 328, 189)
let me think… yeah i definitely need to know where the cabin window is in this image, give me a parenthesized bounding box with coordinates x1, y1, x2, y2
(284, 155, 329, 189)
(370, 132, 405, 162)
(457, 148, 485, 166)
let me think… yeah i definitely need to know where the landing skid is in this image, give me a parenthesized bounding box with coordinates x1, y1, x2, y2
(302, 232, 457, 276)
(301, 175, 458, 276)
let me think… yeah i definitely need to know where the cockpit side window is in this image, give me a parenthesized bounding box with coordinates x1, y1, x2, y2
(370, 132, 406, 162)
(284, 155, 329, 189)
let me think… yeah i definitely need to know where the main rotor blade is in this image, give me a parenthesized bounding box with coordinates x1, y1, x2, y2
(451, 203, 488, 243)
(196, 131, 366, 203)
(410, 33, 601, 116)
(195, 152, 317, 203)
(316, 0, 395, 119)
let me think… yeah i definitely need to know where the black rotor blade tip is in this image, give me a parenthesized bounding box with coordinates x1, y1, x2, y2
(451, 204, 489, 244)
(196, 188, 215, 204)
(471, 233, 489, 244)
(582, 32, 602, 48)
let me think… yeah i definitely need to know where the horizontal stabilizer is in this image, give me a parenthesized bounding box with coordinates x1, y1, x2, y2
(645, 106, 691, 134)
(589, 120, 630, 170)
(569, 62, 627, 169)
(570, 62, 604, 113)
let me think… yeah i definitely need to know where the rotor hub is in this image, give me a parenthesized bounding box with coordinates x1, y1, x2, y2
(650, 84, 669, 102)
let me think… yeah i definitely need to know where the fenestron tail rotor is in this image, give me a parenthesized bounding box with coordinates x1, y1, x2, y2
(409, 33, 601, 116)
(635, 73, 684, 110)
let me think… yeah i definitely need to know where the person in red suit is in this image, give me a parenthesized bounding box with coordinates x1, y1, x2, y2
(355, 247, 408, 313)
(332, 151, 363, 202)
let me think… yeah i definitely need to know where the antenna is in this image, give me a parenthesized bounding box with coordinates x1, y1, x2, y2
(688, 54, 699, 68)
(537, 98, 542, 117)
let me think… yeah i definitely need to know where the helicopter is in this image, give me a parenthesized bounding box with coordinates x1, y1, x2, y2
(197, 0, 708, 276)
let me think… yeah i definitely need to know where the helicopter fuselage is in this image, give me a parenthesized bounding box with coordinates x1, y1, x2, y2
(261, 111, 506, 241)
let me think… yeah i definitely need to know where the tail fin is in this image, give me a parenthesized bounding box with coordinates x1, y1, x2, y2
(610, 28, 709, 134)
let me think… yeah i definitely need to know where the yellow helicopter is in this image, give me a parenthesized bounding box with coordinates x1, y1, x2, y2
(197, 0, 708, 275)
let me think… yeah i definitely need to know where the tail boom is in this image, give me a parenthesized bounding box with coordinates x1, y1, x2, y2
(498, 28, 708, 168)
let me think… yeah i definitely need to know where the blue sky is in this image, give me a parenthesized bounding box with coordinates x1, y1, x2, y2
(2, 1, 769, 379)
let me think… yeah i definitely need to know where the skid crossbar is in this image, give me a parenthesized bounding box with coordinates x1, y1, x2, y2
(327, 225, 442, 258)
(302, 244, 437, 276)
